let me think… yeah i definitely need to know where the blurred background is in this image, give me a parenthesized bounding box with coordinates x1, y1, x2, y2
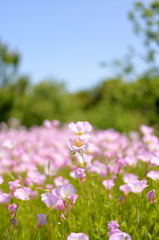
(0, 0, 159, 132)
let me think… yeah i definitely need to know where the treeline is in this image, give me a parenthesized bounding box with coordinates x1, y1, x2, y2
(1, 76, 159, 133)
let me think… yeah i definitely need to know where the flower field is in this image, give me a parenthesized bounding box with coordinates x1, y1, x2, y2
(0, 120, 159, 239)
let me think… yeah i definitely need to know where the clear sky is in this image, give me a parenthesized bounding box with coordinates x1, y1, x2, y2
(0, 0, 150, 92)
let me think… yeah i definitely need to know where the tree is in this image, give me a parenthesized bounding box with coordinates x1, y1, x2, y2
(0, 40, 20, 87)
(128, 0, 159, 78)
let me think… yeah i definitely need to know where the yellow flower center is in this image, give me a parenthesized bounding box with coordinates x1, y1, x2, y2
(75, 132, 83, 135)
(75, 139, 84, 147)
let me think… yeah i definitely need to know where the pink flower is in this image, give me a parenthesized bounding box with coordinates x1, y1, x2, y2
(150, 156, 159, 166)
(70, 194, 78, 204)
(8, 203, 18, 218)
(33, 174, 46, 187)
(143, 134, 158, 145)
(0, 193, 12, 205)
(52, 192, 78, 221)
(137, 151, 152, 163)
(67, 232, 89, 240)
(147, 171, 159, 181)
(109, 229, 122, 236)
(140, 125, 154, 135)
(102, 179, 115, 190)
(91, 160, 107, 177)
(54, 199, 65, 211)
(74, 168, 86, 182)
(45, 184, 54, 190)
(108, 221, 120, 231)
(108, 220, 121, 236)
(8, 180, 20, 194)
(43, 120, 52, 129)
(30, 190, 38, 199)
(23, 177, 33, 186)
(69, 134, 91, 153)
(127, 180, 148, 194)
(14, 187, 31, 200)
(37, 213, 48, 228)
(109, 232, 131, 240)
(118, 196, 125, 202)
(0, 174, 4, 184)
(68, 121, 92, 135)
(147, 189, 156, 204)
(55, 184, 77, 199)
(2, 139, 16, 150)
(117, 158, 126, 170)
(41, 192, 62, 209)
(123, 173, 138, 183)
(8, 203, 17, 213)
(52, 119, 60, 127)
(54, 176, 69, 187)
(119, 184, 130, 195)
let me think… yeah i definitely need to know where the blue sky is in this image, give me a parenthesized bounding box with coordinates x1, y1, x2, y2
(0, 0, 150, 92)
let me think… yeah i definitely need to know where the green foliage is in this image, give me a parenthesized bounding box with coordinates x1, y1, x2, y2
(0, 40, 20, 87)
(1, 77, 159, 132)
(128, 0, 159, 77)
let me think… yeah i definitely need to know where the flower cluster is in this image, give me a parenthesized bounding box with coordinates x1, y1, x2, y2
(41, 183, 78, 221)
(1, 120, 159, 239)
(68, 121, 92, 153)
(108, 221, 132, 240)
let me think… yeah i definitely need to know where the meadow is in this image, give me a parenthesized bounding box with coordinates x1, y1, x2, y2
(0, 120, 159, 240)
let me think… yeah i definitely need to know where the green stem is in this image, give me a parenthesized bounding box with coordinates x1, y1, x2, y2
(82, 179, 91, 236)
(80, 150, 100, 238)
(33, 229, 39, 240)
(154, 203, 159, 214)
(136, 195, 140, 235)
